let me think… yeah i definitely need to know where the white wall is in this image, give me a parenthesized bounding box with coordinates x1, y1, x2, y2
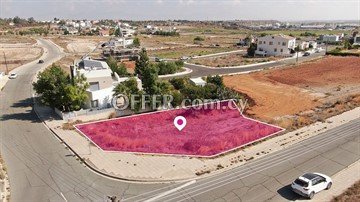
(256, 35, 296, 56)
(86, 86, 114, 109)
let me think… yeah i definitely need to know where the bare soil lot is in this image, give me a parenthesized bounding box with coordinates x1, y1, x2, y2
(224, 56, 360, 129)
(0, 36, 42, 72)
(0, 35, 36, 44)
(190, 53, 277, 67)
(48, 36, 108, 54)
(148, 46, 237, 59)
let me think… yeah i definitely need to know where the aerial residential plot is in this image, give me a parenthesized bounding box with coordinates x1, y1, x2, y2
(75, 100, 283, 157)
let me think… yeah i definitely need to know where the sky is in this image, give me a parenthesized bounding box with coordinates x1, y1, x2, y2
(0, 0, 359, 21)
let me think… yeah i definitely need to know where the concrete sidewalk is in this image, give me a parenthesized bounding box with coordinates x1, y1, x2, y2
(34, 97, 360, 182)
(311, 161, 360, 201)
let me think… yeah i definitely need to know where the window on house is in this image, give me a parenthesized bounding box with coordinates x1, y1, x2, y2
(269, 41, 273, 45)
(91, 100, 99, 108)
(278, 42, 280, 45)
(259, 41, 262, 44)
(274, 48, 277, 52)
(282, 42, 286, 46)
(280, 49, 283, 52)
(264, 41, 266, 44)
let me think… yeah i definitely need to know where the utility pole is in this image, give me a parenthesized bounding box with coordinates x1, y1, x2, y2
(3, 51, 9, 75)
(325, 38, 329, 54)
(296, 45, 299, 63)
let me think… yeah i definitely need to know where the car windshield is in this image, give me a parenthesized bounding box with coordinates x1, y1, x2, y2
(294, 179, 309, 187)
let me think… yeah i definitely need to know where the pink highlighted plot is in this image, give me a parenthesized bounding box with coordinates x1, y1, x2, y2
(75, 100, 284, 157)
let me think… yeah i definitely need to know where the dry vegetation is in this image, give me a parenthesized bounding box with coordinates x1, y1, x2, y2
(191, 53, 277, 67)
(0, 36, 42, 72)
(62, 120, 83, 130)
(142, 27, 245, 59)
(0, 35, 37, 44)
(224, 56, 360, 129)
(148, 46, 237, 59)
(48, 36, 108, 54)
(332, 180, 360, 202)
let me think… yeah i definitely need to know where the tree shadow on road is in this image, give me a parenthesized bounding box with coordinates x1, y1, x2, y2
(11, 97, 34, 108)
(277, 185, 307, 201)
(1, 97, 61, 123)
(0, 108, 42, 123)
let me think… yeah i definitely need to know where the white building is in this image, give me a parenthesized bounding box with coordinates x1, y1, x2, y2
(353, 35, 360, 45)
(72, 58, 141, 109)
(105, 38, 134, 48)
(255, 34, 296, 56)
(309, 41, 317, 49)
(190, 77, 207, 87)
(319, 34, 341, 43)
(299, 41, 310, 50)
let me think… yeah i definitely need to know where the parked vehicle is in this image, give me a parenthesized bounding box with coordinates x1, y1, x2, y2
(291, 173, 332, 199)
(155, 57, 164, 62)
(180, 56, 190, 61)
(303, 52, 311, 56)
(38, 59, 44, 64)
(9, 73, 18, 79)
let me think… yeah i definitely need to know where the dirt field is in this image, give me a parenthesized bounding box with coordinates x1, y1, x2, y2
(48, 36, 109, 54)
(148, 46, 237, 59)
(224, 56, 360, 129)
(0, 35, 36, 44)
(0, 36, 42, 72)
(190, 53, 276, 67)
(53, 54, 82, 74)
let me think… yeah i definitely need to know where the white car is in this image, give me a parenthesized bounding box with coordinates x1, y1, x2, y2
(291, 173, 332, 199)
(9, 73, 17, 79)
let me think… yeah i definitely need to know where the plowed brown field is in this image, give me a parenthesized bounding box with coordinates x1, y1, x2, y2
(224, 56, 360, 128)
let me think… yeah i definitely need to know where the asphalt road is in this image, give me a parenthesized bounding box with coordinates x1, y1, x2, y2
(183, 52, 325, 78)
(138, 118, 360, 201)
(0, 39, 358, 202)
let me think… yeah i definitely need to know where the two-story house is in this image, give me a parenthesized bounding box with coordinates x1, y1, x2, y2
(255, 34, 296, 56)
(71, 57, 142, 109)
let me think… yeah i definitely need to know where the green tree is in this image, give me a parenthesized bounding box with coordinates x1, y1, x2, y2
(133, 37, 140, 47)
(170, 90, 184, 107)
(33, 64, 89, 112)
(169, 77, 187, 90)
(106, 56, 129, 77)
(247, 43, 257, 57)
(13, 16, 21, 24)
(27, 17, 35, 24)
(106, 56, 118, 72)
(135, 48, 150, 77)
(113, 77, 141, 112)
(343, 39, 352, 50)
(114, 27, 121, 36)
(63, 74, 89, 111)
(206, 75, 224, 88)
(113, 77, 139, 96)
(116, 63, 129, 77)
(142, 64, 158, 95)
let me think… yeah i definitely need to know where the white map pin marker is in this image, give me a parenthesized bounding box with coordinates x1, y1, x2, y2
(174, 116, 187, 131)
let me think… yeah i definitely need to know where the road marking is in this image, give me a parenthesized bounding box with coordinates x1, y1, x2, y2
(145, 123, 359, 202)
(171, 130, 360, 202)
(144, 180, 196, 202)
(138, 122, 359, 202)
(60, 192, 68, 202)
